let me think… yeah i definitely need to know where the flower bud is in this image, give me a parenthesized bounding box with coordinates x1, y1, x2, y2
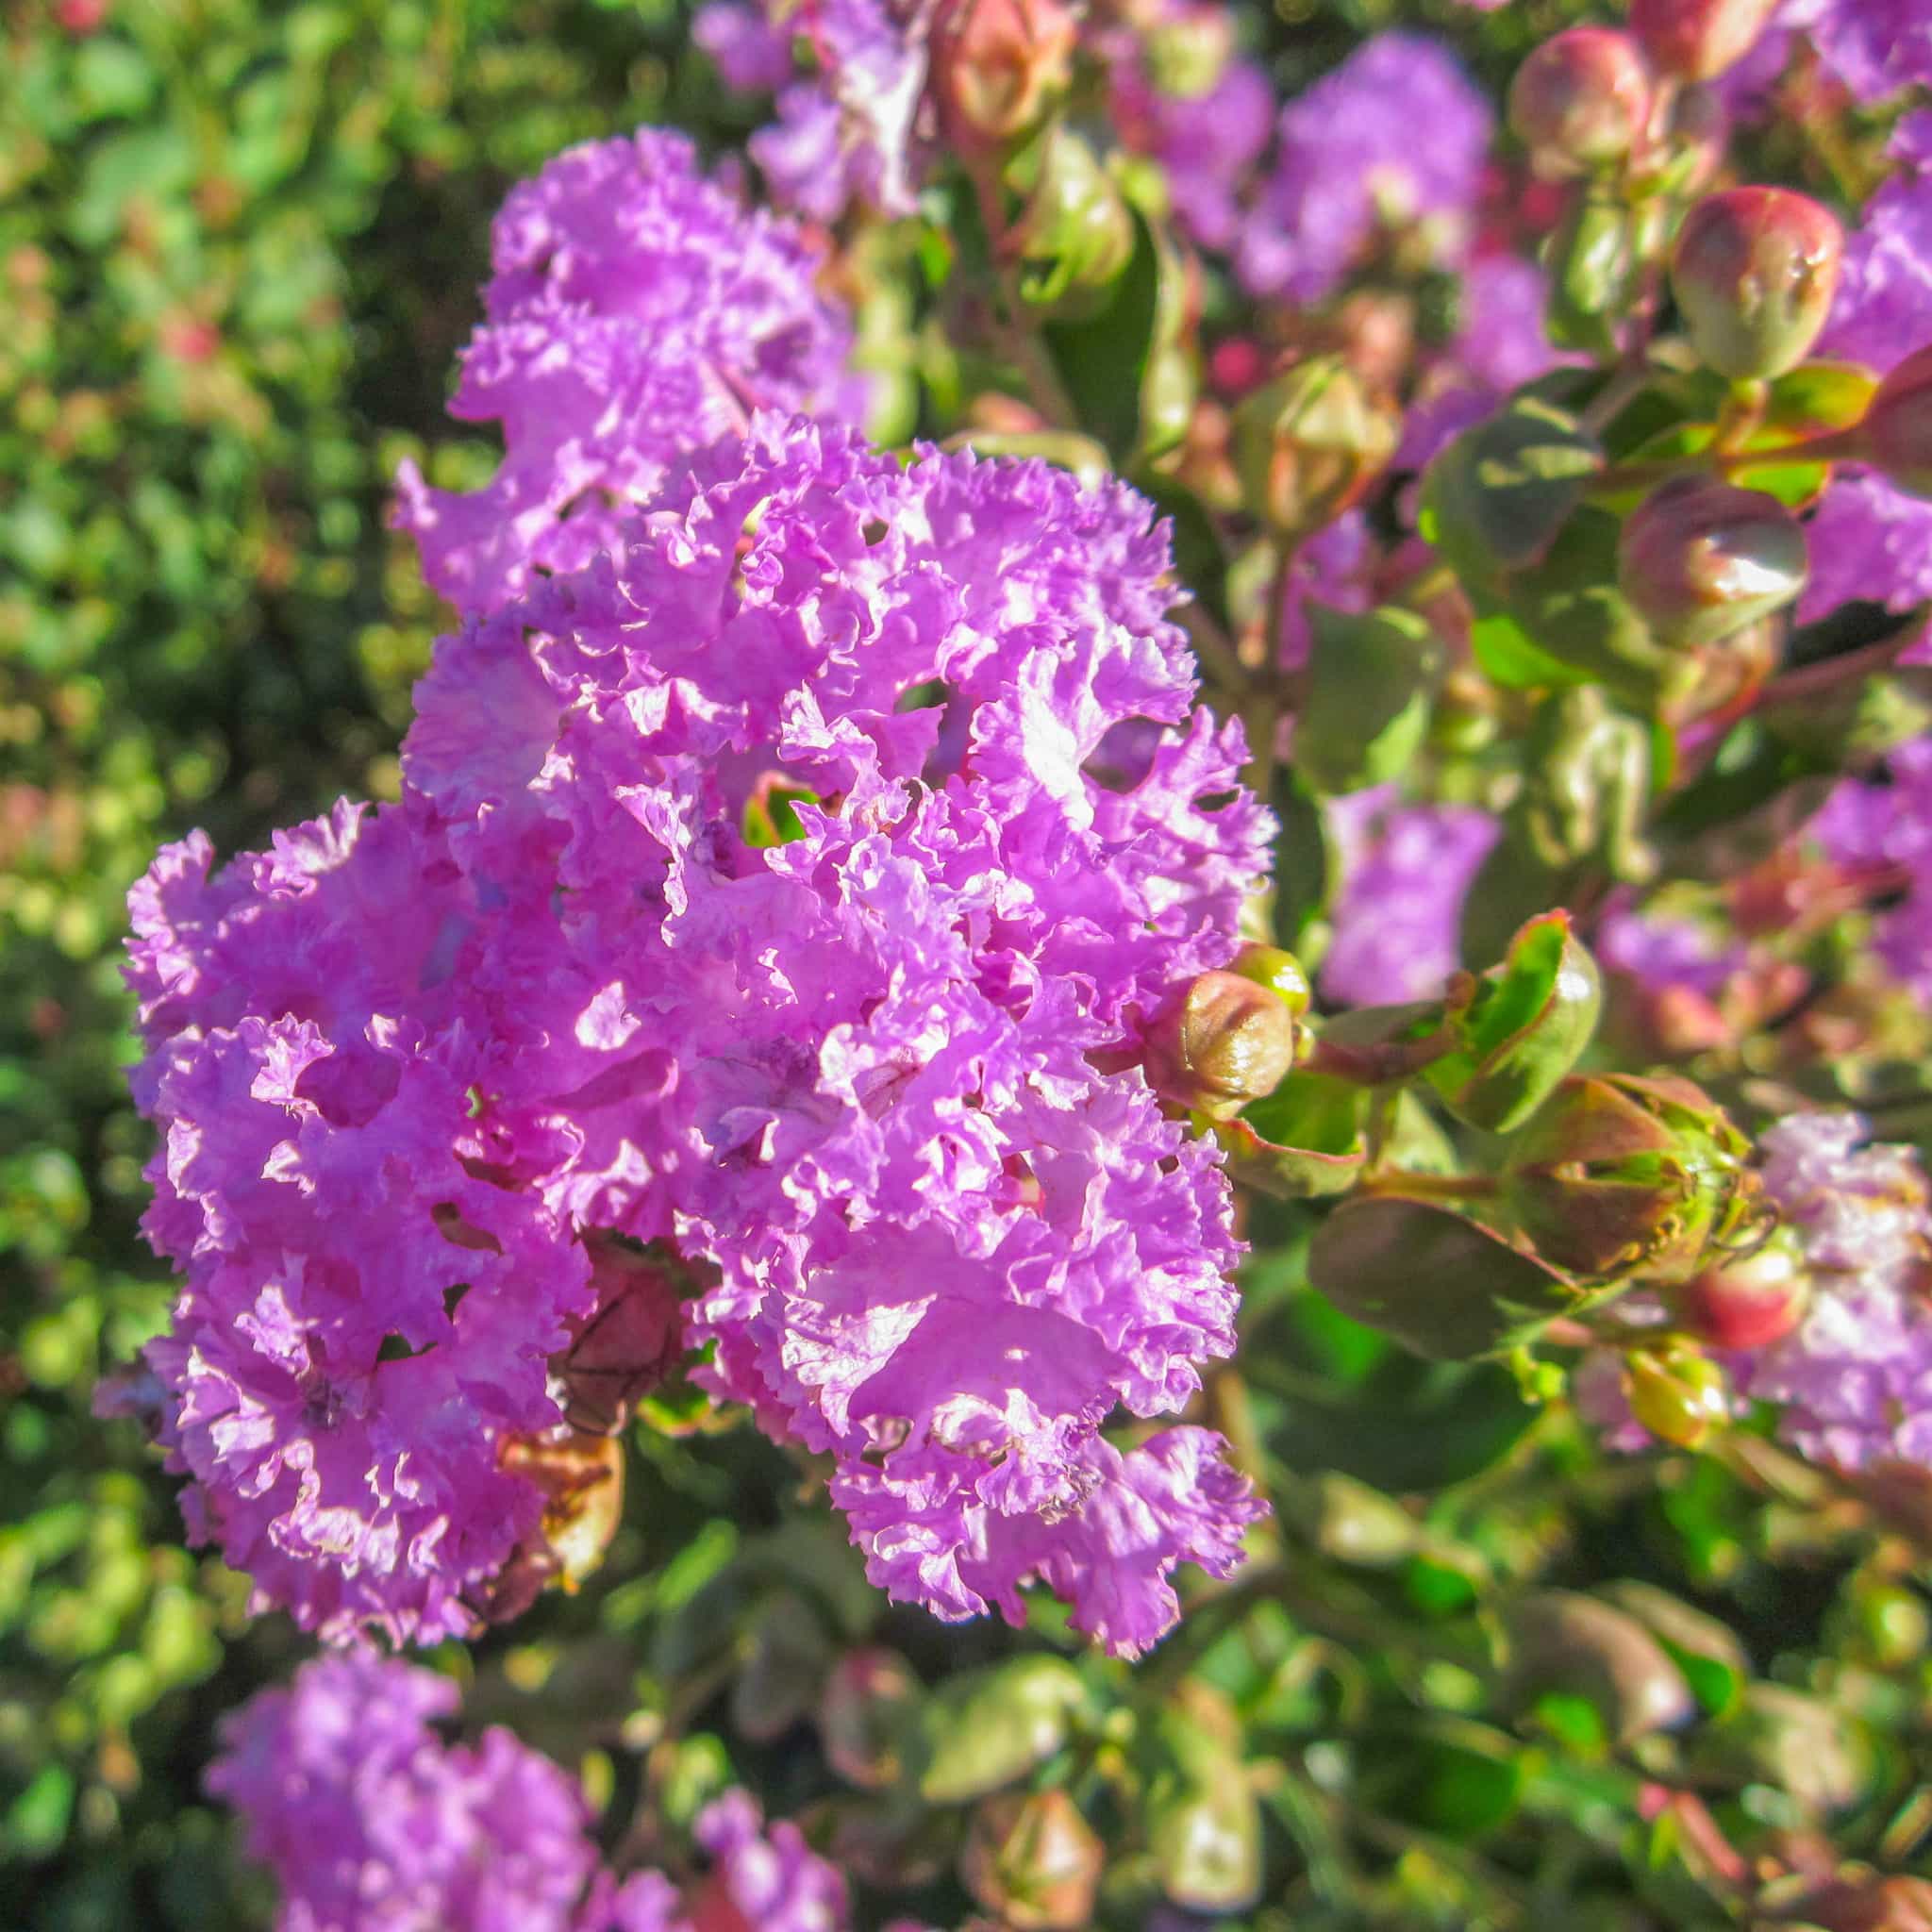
(1508, 29, 1653, 176)
(1231, 354, 1399, 541)
(1501, 1072, 1755, 1282)
(1765, 1874, 1932, 1932)
(1698, 1684, 1870, 1814)
(1145, 1695, 1263, 1912)
(960, 1789, 1104, 1931)
(1624, 1340, 1731, 1448)
(934, 0, 1078, 148)
(1618, 475, 1807, 649)
(1506, 1590, 1696, 1741)
(819, 1647, 924, 1790)
(1229, 942, 1312, 1015)
(1670, 187, 1843, 380)
(1859, 343, 1932, 501)
(919, 1656, 1087, 1805)
(1667, 1227, 1811, 1350)
(1630, 0, 1779, 81)
(1009, 128, 1136, 315)
(1144, 970, 1299, 1120)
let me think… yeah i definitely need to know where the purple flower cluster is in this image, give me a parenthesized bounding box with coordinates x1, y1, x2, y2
(1746, 1112, 1932, 1469)
(210, 1654, 858, 1932)
(694, 0, 930, 221)
(1787, 0, 1932, 101)
(1810, 736, 1932, 1002)
(126, 408, 1270, 1655)
(393, 130, 858, 615)
(1317, 788, 1500, 1007)
(1236, 34, 1493, 307)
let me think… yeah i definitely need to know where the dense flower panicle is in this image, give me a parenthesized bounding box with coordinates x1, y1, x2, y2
(1237, 34, 1493, 305)
(695, 0, 929, 220)
(1318, 790, 1501, 1007)
(1744, 1113, 1932, 1468)
(212, 1655, 858, 1932)
(126, 415, 1271, 1653)
(1798, 469, 1932, 623)
(392, 130, 858, 614)
(209, 1654, 601, 1932)
(1596, 904, 1749, 1000)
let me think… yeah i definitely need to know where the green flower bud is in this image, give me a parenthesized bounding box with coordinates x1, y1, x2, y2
(1545, 189, 1643, 357)
(1145, 969, 1299, 1120)
(1666, 1226, 1811, 1350)
(1859, 343, 1932, 501)
(1009, 130, 1136, 316)
(819, 1647, 924, 1790)
(1506, 1590, 1696, 1742)
(1671, 187, 1844, 381)
(960, 1789, 1103, 1931)
(1298, 1471, 1422, 1568)
(1501, 1072, 1756, 1282)
(1231, 354, 1399, 541)
(1508, 29, 1653, 176)
(919, 1656, 1087, 1804)
(1624, 1340, 1731, 1448)
(1618, 475, 1807, 648)
(1145, 1696, 1263, 1912)
(934, 0, 1077, 148)
(1630, 0, 1780, 81)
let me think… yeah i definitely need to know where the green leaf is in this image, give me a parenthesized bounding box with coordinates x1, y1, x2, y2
(1424, 913, 1603, 1134)
(1294, 603, 1443, 794)
(918, 1656, 1088, 1804)
(1369, 1720, 1525, 1839)
(1307, 1196, 1578, 1360)
(1468, 603, 1593, 691)
(1218, 1072, 1367, 1199)
(1042, 206, 1166, 460)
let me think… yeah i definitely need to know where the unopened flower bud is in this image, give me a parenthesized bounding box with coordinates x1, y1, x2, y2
(1630, 0, 1779, 81)
(1145, 970, 1299, 1119)
(1618, 475, 1807, 648)
(935, 0, 1077, 147)
(960, 1789, 1104, 1931)
(1009, 128, 1136, 314)
(1667, 1227, 1811, 1350)
(1624, 1339, 1732, 1447)
(1671, 187, 1843, 380)
(1501, 1072, 1755, 1282)
(1231, 354, 1399, 541)
(1508, 29, 1653, 176)
(1766, 1873, 1932, 1932)
(1860, 344, 1932, 501)
(1506, 1590, 1695, 1740)
(819, 1647, 923, 1790)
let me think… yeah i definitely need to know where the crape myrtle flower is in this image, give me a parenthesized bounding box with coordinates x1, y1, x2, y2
(1317, 788, 1501, 1007)
(1744, 1113, 1932, 1468)
(1802, 115, 1932, 625)
(210, 1654, 858, 1932)
(392, 129, 858, 615)
(123, 415, 1271, 1655)
(1784, 0, 1932, 101)
(694, 0, 931, 220)
(1237, 34, 1493, 307)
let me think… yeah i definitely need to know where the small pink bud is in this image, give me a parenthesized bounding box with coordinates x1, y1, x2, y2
(960, 1790, 1104, 1931)
(934, 0, 1077, 147)
(1508, 28, 1653, 176)
(1630, 0, 1779, 82)
(1618, 475, 1807, 647)
(1670, 187, 1843, 380)
(1860, 343, 1932, 501)
(1668, 1231, 1811, 1350)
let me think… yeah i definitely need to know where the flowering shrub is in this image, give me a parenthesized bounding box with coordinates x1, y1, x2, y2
(17, 0, 1932, 1926)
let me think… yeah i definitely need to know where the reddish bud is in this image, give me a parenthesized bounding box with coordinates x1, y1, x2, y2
(1861, 344, 1932, 501)
(1231, 355, 1400, 540)
(1766, 1874, 1932, 1932)
(1630, 0, 1778, 81)
(1671, 187, 1843, 380)
(934, 0, 1077, 147)
(1619, 475, 1807, 647)
(1668, 1230, 1811, 1349)
(819, 1648, 923, 1790)
(1508, 28, 1653, 176)
(1144, 970, 1300, 1119)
